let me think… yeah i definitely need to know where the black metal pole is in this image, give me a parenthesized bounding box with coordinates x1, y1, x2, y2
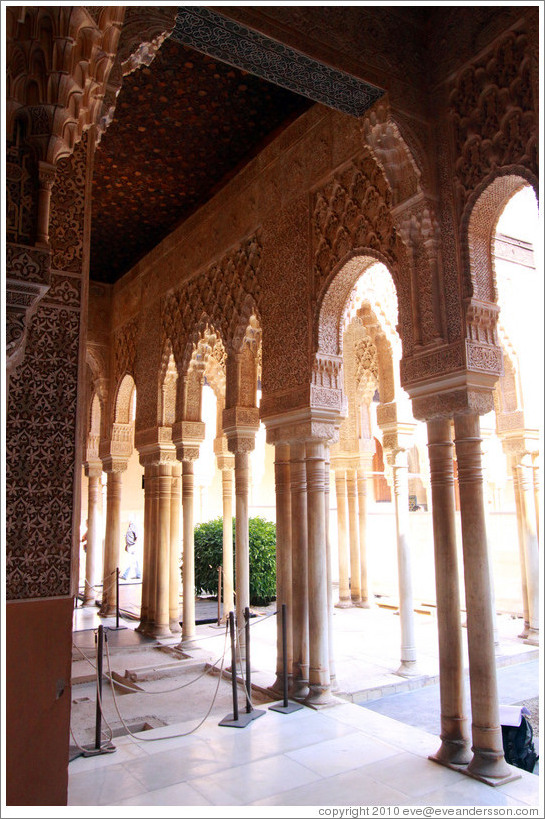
(115, 568, 120, 629)
(245, 606, 252, 713)
(281, 603, 289, 708)
(94, 625, 104, 750)
(217, 567, 222, 626)
(229, 611, 238, 722)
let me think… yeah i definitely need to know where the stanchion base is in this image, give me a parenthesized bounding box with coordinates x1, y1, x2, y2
(219, 709, 266, 728)
(269, 700, 304, 715)
(81, 743, 117, 757)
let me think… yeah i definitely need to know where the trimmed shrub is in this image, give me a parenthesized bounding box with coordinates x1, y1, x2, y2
(192, 516, 276, 605)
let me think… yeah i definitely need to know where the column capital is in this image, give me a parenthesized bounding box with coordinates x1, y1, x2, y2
(223, 405, 259, 454)
(498, 429, 539, 460)
(263, 407, 340, 447)
(171, 420, 205, 462)
(84, 459, 102, 479)
(136, 426, 176, 467)
(101, 455, 128, 474)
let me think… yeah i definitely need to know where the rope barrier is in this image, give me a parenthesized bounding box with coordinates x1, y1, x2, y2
(103, 623, 230, 743)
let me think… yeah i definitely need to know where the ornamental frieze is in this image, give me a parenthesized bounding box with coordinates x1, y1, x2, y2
(449, 29, 537, 213)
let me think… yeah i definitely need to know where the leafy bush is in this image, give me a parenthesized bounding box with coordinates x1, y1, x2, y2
(192, 516, 276, 605)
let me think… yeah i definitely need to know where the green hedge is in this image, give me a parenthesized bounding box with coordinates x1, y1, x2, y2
(192, 516, 276, 605)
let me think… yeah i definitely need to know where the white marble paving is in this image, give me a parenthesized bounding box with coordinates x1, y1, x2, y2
(67, 700, 539, 809)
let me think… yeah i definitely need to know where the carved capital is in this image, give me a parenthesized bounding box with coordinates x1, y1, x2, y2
(171, 420, 206, 446)
(38, 160, 56, 190)
(101, 455, 128, 474)
(84, 459, 103, 480)
(263, 406, 340, 447)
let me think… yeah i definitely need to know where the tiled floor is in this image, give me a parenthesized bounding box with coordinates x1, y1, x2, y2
(68, 700, 541, 809)
(69, 601, 541, 810)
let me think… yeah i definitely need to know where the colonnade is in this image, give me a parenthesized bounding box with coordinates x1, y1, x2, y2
(82, 401, 537, 784)
(269, 432, 336, 707)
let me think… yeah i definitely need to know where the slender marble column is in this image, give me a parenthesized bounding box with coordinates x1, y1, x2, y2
(234, 451, 250, 659)
(391, 449, 419, 676)
(137, 466, 153, 633)
(182, 460, 196, 642)
(169, 464, 182, 633)
(83, 468, 102, 606)
(272, 443, 293, 693)
(290, 443, 309, 700)
(147, 467, 160, 629)
(324, 451, 336, 690)
(532, 454, 539, 543)
(357, 466, 370, 607)
(100, 469, 123, 616)
(152, 464, 172, 637)
(334, 469, 351, 607)
(511, 457, 530, 637)
(454, 413, 512, 782)
(305, 440, 333, 706)
(346, 467, 362, 604)
(221, 467, 235, 618)
(427, 419, 471, 767)
(517, 454, 539, 645)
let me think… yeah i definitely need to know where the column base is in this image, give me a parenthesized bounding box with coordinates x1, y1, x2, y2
(82, 597, 96, 607)
(149, 623, 173, 638)
(354, 600, 371, 609)
(394, 660, 421, 677)
(289, 679, 310, 701)
(169, 619, 182, 634)
(518, 621, 530, 639)
(429, 737, 472, 768)
(462, 750, 521, 786)
(304, 684, 337, 708)
(180, 634, 198, 649)
(98, 605, 117, 618)
(523, 627, 539, 646)
(335, 599, 352, 609)
(135, 619, 150, 635)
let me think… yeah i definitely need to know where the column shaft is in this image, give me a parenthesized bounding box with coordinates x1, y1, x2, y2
(427, 419, 471, 766)
(517, 455, 539, 645)
(137, 466, 153, 632)
(357, 467, 370, 607)
(83, 473, 101, 606)
(454, 413, 511, 781)
(392, 450, 418, 675)
(511, 460, 530, 636)
(234, 451, 250, 658)
(346, 467, 361, 603)
(325, 452, 336, 689)
(305, 440, 332, 706)
(169, 464, 182, 633)
(100, 470, 123, 616)
(182, 460, 196, 641)
(153, 465, 172, 637)
(334, 470, 351, 607)
(221, 468, 235, 617)
(290, 443, 309, 700)
(273, 443, 293, 692)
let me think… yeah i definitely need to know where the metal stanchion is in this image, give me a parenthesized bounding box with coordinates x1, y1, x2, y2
(219, 610, 264, 728)
(83, 626, 116, 756)
(269, 604, 303, 714)
(115, 568, 120, 630)
(217, 567, 222, 626)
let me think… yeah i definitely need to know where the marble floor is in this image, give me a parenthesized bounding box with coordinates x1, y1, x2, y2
(68, 698, 541, 812)
(68, 600, 541, 813)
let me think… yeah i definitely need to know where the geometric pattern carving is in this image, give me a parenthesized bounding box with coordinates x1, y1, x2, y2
(6, 133, 89, 600)
(172, 7, 384, 117)
(162, 232, 262, 369)
(449, 29, 537, 214)
(113, 318, 138, 387)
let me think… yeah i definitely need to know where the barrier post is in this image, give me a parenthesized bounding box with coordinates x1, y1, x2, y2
(115, 568, 120, 629)
(217, 567, 222, 626)
(219, 610, 265, 727)
(82, 625, 116, 756)
(245, 606, 252, 713)
(269, 604, 304, 714)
